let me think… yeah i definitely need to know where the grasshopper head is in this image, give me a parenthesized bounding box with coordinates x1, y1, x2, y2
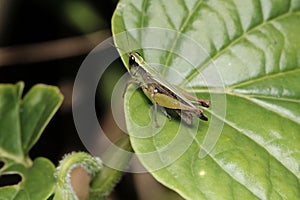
(128, 52, 144, 75)
(128, 53, 137, 67)
(128, 52, 142, 66)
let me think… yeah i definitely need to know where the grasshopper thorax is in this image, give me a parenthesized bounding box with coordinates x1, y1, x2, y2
(128, 52, 154, 86)
(128, 52, 139, 75)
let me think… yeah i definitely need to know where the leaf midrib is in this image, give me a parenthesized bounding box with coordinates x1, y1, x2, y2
(162, 0, 204, 75)
(231, 67, 300, 89)
(190, 103, 299, 200)
(157, 120, 264, 199)
(202, 93, 299, 179)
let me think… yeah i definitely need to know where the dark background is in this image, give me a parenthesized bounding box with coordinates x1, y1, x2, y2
(0, 0, 117, 164)
(0, 0, 133, 199)
(0, 0, 117, 162)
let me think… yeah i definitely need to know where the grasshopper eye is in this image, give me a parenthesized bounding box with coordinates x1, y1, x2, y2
(129, 55, 136, 66)
(129, 55, 135, 61)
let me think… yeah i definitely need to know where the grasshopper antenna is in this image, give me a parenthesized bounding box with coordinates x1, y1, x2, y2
(110, 31, 132, 56)
(109, 41, 129, 58)
(112, 43, 127, 55)
(125, 31, 131, 52)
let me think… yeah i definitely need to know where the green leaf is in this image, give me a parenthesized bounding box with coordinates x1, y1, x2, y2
(112, 0, 300, 199)
(0, 82, 63, 199)
(21, 84, 64, 154)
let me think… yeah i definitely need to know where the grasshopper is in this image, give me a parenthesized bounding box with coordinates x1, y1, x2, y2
(126, 51, 210, 127)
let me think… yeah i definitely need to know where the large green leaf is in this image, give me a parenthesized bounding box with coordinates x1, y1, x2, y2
(112, 0, 300, 199)
(0, 82, 63, 199)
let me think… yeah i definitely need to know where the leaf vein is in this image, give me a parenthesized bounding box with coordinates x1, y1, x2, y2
(180, 10, 300, 86)
(231, 67, 300, 89)
(162, 0, 205, 75)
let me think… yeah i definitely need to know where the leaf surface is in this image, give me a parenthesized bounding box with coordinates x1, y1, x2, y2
(112, 1, 300, 199)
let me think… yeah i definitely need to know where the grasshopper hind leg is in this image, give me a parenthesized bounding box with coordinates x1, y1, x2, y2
(160, 107, 172, 120)
(175, 109, 208, 126)
(176, 110, 193, 125)
(195, 109, 208, 121)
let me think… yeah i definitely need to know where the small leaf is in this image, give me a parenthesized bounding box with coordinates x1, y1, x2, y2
(21, 84, 63, 154)
(112, 0, 300, 199)
(0, 82, 63, 199)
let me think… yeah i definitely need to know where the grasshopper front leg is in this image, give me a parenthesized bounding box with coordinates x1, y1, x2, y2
(141, 85, 175, 127)
(123, 79, 142, 98)
(141, 85, 161, 127)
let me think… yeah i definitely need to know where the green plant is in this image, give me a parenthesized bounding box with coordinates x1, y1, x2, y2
(0, 82, 132, 200)
(112, 0, 300, 199)
(0, 81, 134, 199)
(0, 82, 62, 199)
(1, 0, 300, 199)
